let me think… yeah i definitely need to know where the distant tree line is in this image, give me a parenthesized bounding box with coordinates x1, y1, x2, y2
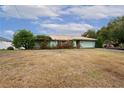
(82, 16, 124, 48)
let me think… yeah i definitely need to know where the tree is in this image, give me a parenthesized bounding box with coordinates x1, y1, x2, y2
(35, 35, 51, 40)
(13, 29, 35, 49)
(96, 27, 111, 47)
(95, 37, 103, 48)
(97, 27, 111, 41)
(82, 29, 97, 38)
(35, 35, 51, 49)
(96, 16, 124, 48)
(110, 17, 124, 43)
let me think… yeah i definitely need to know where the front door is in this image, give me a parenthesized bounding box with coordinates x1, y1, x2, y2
(76, 40, 80, 48)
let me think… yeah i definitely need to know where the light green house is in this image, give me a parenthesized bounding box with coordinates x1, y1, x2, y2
(34, 35, 96, 49)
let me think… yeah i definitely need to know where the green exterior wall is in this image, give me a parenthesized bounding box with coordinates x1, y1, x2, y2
(34, 40, 96, 49)
(73, 40, 77, 48)
(49, 40, 58, 48)
(34, 42, 40, 49)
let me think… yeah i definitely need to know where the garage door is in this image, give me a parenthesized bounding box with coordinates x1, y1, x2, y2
(80, 41, 95, 48)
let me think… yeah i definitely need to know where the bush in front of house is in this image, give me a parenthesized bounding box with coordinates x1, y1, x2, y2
(7, 46, 14, 50)
(57, 41, 74, 49)
(40, 41, 48, 49)
(35, 35, 51, 49)
(119, 43, 124, 48)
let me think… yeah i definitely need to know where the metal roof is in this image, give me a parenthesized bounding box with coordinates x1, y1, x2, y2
(50, 35, 96, 41)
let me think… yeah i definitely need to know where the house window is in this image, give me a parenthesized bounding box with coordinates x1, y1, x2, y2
(58, 40, 73, 48)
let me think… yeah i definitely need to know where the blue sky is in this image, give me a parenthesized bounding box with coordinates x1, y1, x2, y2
(0, 5, 124, 39)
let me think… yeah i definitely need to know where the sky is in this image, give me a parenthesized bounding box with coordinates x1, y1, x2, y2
(0, 5, 124, 40)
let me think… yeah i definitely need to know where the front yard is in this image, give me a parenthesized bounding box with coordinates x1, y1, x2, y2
(0, 49, 124, 87)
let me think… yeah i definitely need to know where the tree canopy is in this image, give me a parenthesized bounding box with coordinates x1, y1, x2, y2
(35, 35, 51, 40)
(82, 16, 124, 48)
(13, 29, 35, 49)
(82, 29, 97, 38)
(96, 16, 124, 47)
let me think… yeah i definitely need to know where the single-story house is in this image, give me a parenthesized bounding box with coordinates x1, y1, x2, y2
(34, 35, 96, 49)
(0, 37, 12, 49)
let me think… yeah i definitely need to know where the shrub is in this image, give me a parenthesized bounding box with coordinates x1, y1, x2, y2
(58, 41, 73, 49)
(119, 43, 124, 48)
(7, 46, 14, 50)
(40, 41, 48, 49)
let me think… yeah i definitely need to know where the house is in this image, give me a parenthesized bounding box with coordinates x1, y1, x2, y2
(0, 37, 12, 49)
(34, 35, 96, 49)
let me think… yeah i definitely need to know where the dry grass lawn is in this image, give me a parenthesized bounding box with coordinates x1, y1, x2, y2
(0, 49, 124, 88)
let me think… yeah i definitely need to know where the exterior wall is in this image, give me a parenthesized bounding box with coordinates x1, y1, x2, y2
(49, 40, 58, 48)
(0, 41, 12, 49)
(79, 40, 95, 48)
(34, 41, 58, 49)
(34, 40, 96, 49)
(34, 42, 41, 49)
(73, 40, 77, 48)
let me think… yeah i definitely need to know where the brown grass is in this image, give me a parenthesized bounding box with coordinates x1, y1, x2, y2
(0, 49, 124, 88)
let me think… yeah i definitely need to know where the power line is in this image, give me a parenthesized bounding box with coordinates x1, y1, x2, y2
(14, 5, 23, 18)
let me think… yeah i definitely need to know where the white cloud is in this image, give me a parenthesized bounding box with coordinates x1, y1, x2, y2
(1, 5, 124, 20)
(41, 23, 93, 32)
(1, 5, 124, 37)
(62, 6, 124, 20)
(0, 30, 15, 39)
(0, 6, 60, 19)
(4, 30, 14, 36)
(31, 16, 64, 27)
